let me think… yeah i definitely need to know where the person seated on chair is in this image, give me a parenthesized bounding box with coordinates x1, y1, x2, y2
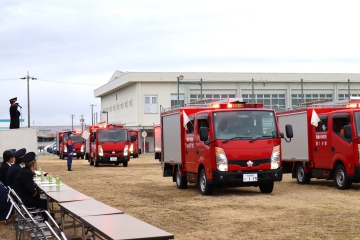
(12, 152, 49, 221)
(0, 182, 11, 221)
(0, 149, 15, 186)
(7, 148, 26, 189)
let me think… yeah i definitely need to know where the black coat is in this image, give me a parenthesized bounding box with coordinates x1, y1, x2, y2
(12, 167, 40, 208)
(9, 105, 20, 129)
(7, 164, 22, 189)
(0, 162, 11, 186)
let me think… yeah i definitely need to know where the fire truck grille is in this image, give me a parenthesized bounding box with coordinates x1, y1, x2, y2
(229, 159, 270, 167)
(104, 150, 123, 154)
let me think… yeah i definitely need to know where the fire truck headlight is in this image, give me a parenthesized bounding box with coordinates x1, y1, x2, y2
(64, 147, 67, 153)
(129, 144, 134, 154)
(98, 145, 103, 156)
(124, 145, 129, 156)
(81, 144, 84, 152)
(271, 145, 280, 169)
(215, 147, 228, 171)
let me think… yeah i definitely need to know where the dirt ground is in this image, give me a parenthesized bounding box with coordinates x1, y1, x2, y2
(1, 154, 360, 240)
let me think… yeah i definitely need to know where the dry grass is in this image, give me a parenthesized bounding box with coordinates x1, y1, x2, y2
(1, 154, 360, 239)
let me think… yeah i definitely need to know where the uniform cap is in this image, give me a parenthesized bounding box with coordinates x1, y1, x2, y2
(9, 97, 17, 103)
(9, 149, 16, 155)
(14, 148, 26, 160)
(22, 152, 36, 163)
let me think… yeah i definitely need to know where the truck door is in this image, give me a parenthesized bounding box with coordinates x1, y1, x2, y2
(312, 115, 332, 169)
(195, 114, 211, 172)
(331, 113, 352, 167)
(184, 116, 196, 173)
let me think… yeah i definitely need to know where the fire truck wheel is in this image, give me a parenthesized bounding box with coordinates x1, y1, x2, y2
(81, 156, 84, 159)
(296, 164, 311, 184)
(175, 165, 187, 189)
(199, 168, 213, 195)
(60, 153, 64, 160)
(123, 161, 128, 167)
(259, 181, 274, 193)
(334, 165, 352, 190)
(94, 159, 99, 167)
(89, 158, 94, 166)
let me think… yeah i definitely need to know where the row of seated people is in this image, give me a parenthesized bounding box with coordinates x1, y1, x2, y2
(0, 148, 49, 222)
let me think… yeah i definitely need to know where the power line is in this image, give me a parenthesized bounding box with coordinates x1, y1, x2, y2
(38, 79, 101, 86)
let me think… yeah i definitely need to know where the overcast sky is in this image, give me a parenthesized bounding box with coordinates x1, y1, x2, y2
(1, 0, 359, 126)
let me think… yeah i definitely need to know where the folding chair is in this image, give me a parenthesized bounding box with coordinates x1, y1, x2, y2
(44, 221, 68, 240)
(20, 205, 52, 240)
(8, 187, 44, 221)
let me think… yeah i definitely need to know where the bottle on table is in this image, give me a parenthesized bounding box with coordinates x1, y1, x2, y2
(48, 173, 53, 183)
(56, 175, 60, 185)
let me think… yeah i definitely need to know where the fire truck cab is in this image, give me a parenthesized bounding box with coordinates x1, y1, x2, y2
(87, 123, 136, 167)
(57, 130, 85, 160)
(278, 97, 360, 190)
(161, 98, 293, 195)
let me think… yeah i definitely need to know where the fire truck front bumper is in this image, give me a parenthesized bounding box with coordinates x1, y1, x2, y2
(97, 156, 130, 164)
(211, 168, 283, 187)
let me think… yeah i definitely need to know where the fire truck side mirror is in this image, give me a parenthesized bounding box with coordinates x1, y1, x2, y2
(285, 124, 293, 139)
(130, 135, 136, 142)
(199, 127, 209, 142)
(344, 125, 352, 139)
(91, 135, 96, 142)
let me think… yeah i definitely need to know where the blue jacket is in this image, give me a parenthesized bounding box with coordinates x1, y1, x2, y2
(7, 164, 22, 188)
(0, 183, 11, 221)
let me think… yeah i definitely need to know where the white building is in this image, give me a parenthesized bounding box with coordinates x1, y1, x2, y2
(94, 71, 360, 152)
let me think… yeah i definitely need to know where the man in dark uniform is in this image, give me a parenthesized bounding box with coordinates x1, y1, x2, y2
(7, 148, 26, 188)
(12, 152, 48, 220)
(0, 149, 15, 186)
(9, 97, 20, 129)
(66, 131, 74, 171)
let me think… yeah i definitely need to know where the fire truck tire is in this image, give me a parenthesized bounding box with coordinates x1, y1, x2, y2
(89, 158, 94, 166)
(199, 168, 213, 195)
(175, 165, 187, 189)
(60, 153, 65, 160)
(81, 155, 84, 159)
(334, 165, 352, 190)
(123, 161, 128, 167)
(296, 164, 311, 184)
(259, 181, 274, 193)
(94, 159, 99, 167)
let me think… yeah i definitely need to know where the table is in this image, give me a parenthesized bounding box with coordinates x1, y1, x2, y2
(58, 199, 124, 217)
(45, 189, 92, 203)
(38, 184, 74, 193)
(80, 214, 174, 240)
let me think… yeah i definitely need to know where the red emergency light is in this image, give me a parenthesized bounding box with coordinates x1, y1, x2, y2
(210, 102, 263, 109)
(346, 103, 360, 108)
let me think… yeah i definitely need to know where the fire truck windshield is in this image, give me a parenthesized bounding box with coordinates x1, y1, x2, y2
(98, 129, 127, 142)
(213, 110, 277, 140)
(354, 111, 360, 137)
(64, 135, 83, 143)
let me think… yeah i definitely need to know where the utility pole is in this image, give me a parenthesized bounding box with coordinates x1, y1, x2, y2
(80, 115, 84, 131)
(90, 104, 96, 125)
(20, 71, 37, 128)
(70, 114, 75, 131)
(95, 112, 98, 124)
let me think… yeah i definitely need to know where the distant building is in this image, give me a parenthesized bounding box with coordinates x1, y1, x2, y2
(94, 71, 360, 152)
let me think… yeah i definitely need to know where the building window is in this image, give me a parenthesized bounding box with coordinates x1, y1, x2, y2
(291, 94, 332, 107)
(189, 93, 236, 103)
(144, 95, 158, 114)
(242, 94, 285, 110)
(171, 94, 184, 107)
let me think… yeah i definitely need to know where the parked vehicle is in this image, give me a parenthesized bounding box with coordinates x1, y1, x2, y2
(277, 97, 360, 190)
(57, 131, 85, 160)
(161, 98, 293, 195)
(85, 122, 136, 167)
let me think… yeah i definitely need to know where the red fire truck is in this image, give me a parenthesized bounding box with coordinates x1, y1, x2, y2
(128, 129, 140, 158)
(277, 97, 360, 190)
(154, 124, 161, 161)
(85, 122, 136, 167)
(161, 99, 293, 195)
(57, 130, 85, 160)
